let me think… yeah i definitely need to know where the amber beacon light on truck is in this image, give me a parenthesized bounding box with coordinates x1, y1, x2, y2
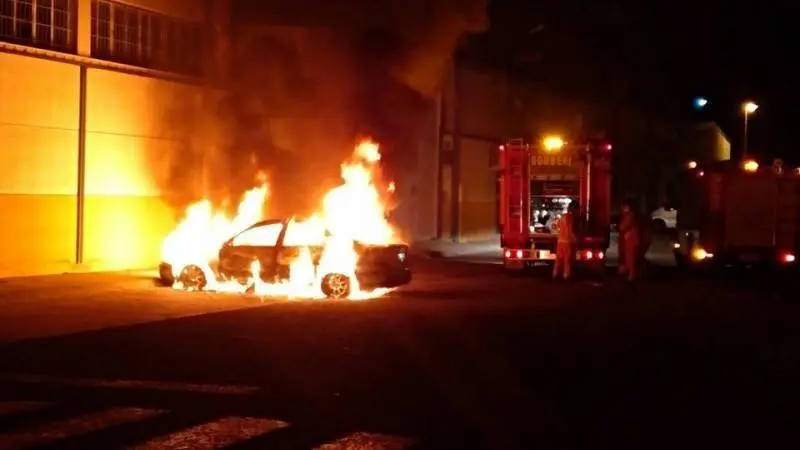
(542, 135, 565, 152)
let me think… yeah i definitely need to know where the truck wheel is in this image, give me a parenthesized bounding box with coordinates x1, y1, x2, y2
(321, 273, 351, 299)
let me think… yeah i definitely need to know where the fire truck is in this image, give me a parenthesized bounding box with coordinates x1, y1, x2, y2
(672, 158, 798, 270)
(499, 136, 613, 271)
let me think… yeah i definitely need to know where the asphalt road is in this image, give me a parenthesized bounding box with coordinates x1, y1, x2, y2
(0, 256, 797, 449)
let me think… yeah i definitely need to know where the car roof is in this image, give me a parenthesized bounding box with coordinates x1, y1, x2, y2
(243, 219, 285, 229)
(228, 219, 286, 240)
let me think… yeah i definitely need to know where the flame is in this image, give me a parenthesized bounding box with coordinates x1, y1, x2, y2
(160, 138, 397, 300)
(355, 139, 381, 163)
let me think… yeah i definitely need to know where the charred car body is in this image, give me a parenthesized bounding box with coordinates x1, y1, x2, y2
(159, 218, 411, 298)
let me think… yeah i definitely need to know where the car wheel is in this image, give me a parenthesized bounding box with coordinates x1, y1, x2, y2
(178, 264, 208, 291)
(652, 219, 666, 233)
(321, 273, 351, 299)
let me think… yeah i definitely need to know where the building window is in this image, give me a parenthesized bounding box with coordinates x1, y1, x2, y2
(90, 0, 202, 76)
(0, 0, 75, 52)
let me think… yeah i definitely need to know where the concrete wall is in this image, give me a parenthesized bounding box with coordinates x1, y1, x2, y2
(83, 69, 201, 271)
(439, 61, 509, 242)
(0, 0, 226, 277)
(0, 54, 80, 276)
(458, 68, 510, 140)
(459, 137, 498, 241)
(0, 51, 213, 276)
(394, 97, 440, 242)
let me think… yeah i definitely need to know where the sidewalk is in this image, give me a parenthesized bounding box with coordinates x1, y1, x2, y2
(410, 237, 502, 260)
(0, 263, 160, 281)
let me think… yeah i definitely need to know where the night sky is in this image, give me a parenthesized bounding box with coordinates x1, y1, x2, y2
(234, 0, 798, 163)
(485, 0, 799, 163)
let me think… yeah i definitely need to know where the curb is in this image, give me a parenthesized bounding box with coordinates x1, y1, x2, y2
(408, 249, 445, 260)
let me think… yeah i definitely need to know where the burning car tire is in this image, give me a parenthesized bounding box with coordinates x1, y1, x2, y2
(320, 273, 351, 299)
(178, 264, 208, 291)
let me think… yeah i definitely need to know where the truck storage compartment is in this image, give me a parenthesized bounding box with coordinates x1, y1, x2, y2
(724, 175, 778, 249)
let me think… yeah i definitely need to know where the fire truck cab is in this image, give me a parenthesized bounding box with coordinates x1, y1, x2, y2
(673, 159, 798, 271)
(499, 137, 612, 271)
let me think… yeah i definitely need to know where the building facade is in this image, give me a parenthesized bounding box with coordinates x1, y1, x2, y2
(227, 1, 487, 245)
(438, 62, 510, 242)
(437, 57, 579, 243)
(0, 0, 228, 277)
(686, 122, 731, 163)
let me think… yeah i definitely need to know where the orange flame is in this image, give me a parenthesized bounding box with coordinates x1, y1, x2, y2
(160, 138, 397, 300)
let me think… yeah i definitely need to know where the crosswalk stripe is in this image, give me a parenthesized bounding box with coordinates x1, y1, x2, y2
(0, 373, 261, 395)
(315, 432, 416, 450)
(0, 407, 165, 448)
(128, 416, 289, 449)
(0, 400, 53, 417)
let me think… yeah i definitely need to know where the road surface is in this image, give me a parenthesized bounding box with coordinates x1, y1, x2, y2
(0, 257, 797, 449)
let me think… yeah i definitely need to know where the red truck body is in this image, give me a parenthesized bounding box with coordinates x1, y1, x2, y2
(499, 138, 612, 270)
(674, 160, 799, 268)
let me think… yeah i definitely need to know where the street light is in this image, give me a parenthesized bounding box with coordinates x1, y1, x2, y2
(742, 101, 758, 158)
(693, 97, 708, 109)
(742, 159, 759, 172)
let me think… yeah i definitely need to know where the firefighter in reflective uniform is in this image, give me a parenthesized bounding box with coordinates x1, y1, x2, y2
(553, 204, 577, 280)
(618, 201, 641, 281)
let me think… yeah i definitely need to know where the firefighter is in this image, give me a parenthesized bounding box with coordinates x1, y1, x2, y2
(618, 200, 641, 281)
(552, 203, 577, 280)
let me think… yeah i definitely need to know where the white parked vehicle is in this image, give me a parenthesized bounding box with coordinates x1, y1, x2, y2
(651, 206, 677, 232)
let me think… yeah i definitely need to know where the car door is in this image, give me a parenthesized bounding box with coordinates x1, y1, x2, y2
(274, 219, 326, 279)
(218, 220, 285, 281)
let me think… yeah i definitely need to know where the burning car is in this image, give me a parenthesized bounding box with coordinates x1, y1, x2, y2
(158, 218, 411, 299)
(158, 138, 409, 300)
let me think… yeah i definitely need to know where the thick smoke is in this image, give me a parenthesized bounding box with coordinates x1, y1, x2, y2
(157, 0, 487, 222)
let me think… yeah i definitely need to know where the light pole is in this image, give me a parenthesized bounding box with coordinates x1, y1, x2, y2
(742, 101, 758, 158)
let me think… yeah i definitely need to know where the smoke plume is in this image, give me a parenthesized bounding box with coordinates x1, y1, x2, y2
(156, 0, 487, 223)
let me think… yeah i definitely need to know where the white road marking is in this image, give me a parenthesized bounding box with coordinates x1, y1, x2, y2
(315, 432, 416, 450)
(0, 407, 165, 448)
(0, 400, 53, 417)
(0, 373, 261, 395)
(0, 401, 416, 449)
(128, 416, 288, 449)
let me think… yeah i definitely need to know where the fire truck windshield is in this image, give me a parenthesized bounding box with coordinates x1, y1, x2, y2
(530, 179, 579, 234)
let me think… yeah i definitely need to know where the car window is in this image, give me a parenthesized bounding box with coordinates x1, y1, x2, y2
(282, 219, 326, 247)
(232, 223, 283, 247)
